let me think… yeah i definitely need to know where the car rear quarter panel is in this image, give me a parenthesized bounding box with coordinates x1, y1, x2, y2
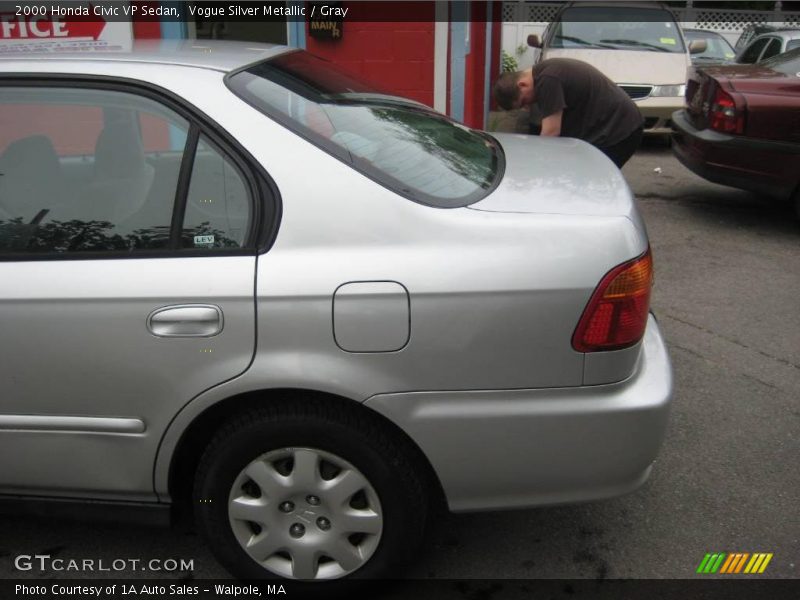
(223, 126, 647, 398)
(740, 87, 800, 143)
(151, 70, 651, 495)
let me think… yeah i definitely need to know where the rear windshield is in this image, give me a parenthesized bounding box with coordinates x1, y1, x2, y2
(550, 7, 686, 53)
(226, 51, 502, 208)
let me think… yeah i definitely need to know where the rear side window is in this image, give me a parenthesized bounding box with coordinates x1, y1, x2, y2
(227, 51, 502, 208)
(740, 38, 769, 63)
(182, 134, 250, 249)
(760, 38, 783, 61)
(0, 85, 252, 256)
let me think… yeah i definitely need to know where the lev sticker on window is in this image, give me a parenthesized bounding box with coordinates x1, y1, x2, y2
(194, 235, 215, 247)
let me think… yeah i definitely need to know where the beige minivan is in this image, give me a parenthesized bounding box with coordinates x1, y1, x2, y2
(529, 2, 706, 134)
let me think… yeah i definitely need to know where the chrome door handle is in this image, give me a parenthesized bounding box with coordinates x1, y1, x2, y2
(147, 305, 223, 337)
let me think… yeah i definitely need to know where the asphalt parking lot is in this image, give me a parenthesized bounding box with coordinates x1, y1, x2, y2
(1, 140, 798, 583)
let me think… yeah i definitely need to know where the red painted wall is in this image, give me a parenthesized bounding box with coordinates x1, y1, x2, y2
(463, 3, 487, 129)
(132, 20, 161, 40)
(490, 3, 502, 111)
(131, 2, 162, 39)
(305, 4, 436, 107)
(1, 105, 172, 157)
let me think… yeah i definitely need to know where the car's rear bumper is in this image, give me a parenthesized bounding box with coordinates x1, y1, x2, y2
(364, 314, 672, 512)
(671, 109, 799, 199)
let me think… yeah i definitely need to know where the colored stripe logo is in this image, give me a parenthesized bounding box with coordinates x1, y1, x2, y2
(697, 553, 773, 574)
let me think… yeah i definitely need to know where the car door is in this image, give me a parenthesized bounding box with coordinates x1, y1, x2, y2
(0, 80, 260, 500)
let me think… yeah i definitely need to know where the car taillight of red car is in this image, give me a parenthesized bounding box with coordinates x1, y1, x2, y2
(708, 85, 745, 134)
(572, 249, 653, 353)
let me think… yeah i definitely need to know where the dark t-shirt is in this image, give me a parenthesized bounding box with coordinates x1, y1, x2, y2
(532, 58, 643, 147)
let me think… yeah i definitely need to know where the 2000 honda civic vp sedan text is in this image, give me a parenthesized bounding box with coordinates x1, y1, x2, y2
(0, 42, 672, 584)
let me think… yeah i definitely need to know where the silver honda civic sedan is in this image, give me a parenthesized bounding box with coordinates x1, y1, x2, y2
(0, 41, 672, 584)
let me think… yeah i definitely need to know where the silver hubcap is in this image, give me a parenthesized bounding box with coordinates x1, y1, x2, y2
(228, 447, 383, 580)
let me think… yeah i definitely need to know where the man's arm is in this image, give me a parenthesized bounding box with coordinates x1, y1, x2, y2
(540, 110, 563, 137)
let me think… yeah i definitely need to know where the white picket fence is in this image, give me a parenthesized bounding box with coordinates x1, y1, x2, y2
(501, 1, 800, 69)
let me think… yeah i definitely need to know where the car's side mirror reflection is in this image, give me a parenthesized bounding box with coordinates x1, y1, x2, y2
(527, 34, 542, 48)
(689, 39, 708, 54)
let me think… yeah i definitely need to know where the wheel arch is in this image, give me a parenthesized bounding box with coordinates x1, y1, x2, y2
(160, 388, 447, 526)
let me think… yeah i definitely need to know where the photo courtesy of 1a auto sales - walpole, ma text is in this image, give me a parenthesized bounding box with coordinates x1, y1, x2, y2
(0, 0, 797, 599)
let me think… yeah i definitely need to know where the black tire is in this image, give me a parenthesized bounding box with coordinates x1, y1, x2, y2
(193, 399, 428, 587)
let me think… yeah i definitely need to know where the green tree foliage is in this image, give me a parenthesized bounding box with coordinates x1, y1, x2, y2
(501, 50, 518, 73)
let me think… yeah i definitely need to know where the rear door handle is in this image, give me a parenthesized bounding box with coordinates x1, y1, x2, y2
(147, 305, 223, 337)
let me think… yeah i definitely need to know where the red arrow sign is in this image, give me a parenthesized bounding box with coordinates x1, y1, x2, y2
(62, 13, 106, 40)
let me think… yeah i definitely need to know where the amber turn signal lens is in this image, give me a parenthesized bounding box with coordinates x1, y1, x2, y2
(572, 249, 653, 353)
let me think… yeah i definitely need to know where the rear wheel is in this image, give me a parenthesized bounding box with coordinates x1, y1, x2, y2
(193, 401, 428, 583)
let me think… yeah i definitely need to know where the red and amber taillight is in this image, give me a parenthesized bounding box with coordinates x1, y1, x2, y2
(572, 249, 653, 353)
(708, 86, 744, 134)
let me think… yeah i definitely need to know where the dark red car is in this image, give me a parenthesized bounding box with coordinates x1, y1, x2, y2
(671, 48, 800, 216)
